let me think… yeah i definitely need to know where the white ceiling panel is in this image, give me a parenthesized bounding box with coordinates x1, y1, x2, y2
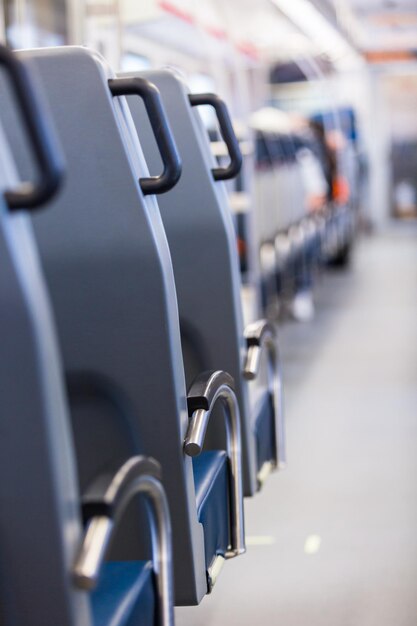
(331, 0, 417, 52)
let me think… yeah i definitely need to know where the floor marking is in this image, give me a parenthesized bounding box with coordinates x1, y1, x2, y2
(246, 535, 276, 546)
(304, 534, 321, 554)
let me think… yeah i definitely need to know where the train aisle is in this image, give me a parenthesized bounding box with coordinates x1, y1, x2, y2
(176, 226, 417, 626)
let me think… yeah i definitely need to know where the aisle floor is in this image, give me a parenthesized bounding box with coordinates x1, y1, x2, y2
(176, 227, 417, 626)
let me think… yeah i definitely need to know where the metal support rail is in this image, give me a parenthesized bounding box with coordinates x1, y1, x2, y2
(185, 370, 246, 563)
(243, 319, 286, 485)
(74, 456, 174, 626)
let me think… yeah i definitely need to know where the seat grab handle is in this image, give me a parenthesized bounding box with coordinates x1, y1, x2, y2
(109, 76, 181, 195)
(188, 93, 242, 181)
(0, 44, 64, 211)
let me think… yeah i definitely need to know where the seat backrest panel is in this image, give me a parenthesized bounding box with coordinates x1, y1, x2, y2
(125, 70, 257, 495)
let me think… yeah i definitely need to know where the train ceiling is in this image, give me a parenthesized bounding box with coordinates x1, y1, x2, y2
(120, 0, 417, 67)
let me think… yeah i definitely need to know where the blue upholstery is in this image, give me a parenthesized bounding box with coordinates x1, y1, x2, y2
(193, 451, 230, 569)
(254, 391, 275, 472)
(91, 561, 155, 626)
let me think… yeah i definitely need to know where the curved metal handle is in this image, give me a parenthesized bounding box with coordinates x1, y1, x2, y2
(243, 320, 286, 475)
(189, 93, 242, 181)
(74, 456, 174, 626)
(0, 45, 64, 210)
(109, 77, 181, 195)
(185, 370, 245, 559)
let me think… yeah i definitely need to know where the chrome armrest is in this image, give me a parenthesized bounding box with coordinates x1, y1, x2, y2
(185, 370, 246, 558)
(73, 456, 174, 626)
(288, 223, 305, 252)
(274, 232, 292, 266)
(243, 319, 286, 471)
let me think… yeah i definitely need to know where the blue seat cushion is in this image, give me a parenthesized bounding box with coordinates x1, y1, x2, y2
(91, 561, 155, 626)
(254, 391, 275, 473)
(193, 451, 230, 569)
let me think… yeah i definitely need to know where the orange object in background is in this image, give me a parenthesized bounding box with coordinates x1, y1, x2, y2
(333, 176, 350, 205)
(237, 236, 246, 259)
(307, 193, 327, 213)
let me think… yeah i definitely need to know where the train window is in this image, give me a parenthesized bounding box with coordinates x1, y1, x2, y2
(4, 0, 67, 48)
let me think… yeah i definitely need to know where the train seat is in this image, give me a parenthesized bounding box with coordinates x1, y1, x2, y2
(251, 111, 323, 314)
(123, 69, 285, 495)
(0, 44, 174, 626)
(0, 46, 245, 605)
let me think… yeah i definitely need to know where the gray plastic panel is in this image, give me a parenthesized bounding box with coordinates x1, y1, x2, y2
(0, 123, 91, 625)
(123, 70, 260, 496)
(0, 47, 206, 605)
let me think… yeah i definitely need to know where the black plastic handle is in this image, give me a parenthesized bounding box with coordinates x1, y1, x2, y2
(82, 455, 162, 522)
(0, 45, 64, 211)
(109, 77, 181, 195)
(189, 93, 242, 181)
(187, 369, 235, 416)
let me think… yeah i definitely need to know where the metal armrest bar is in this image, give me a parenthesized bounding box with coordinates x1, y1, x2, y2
(73, 456, 174, 626)
(243, 320, 286, 471)
(185, 370, 246, 558)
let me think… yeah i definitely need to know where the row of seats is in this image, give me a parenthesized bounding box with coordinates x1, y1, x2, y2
(0, 44, 286, 625)
(249, 107, 356, 317)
